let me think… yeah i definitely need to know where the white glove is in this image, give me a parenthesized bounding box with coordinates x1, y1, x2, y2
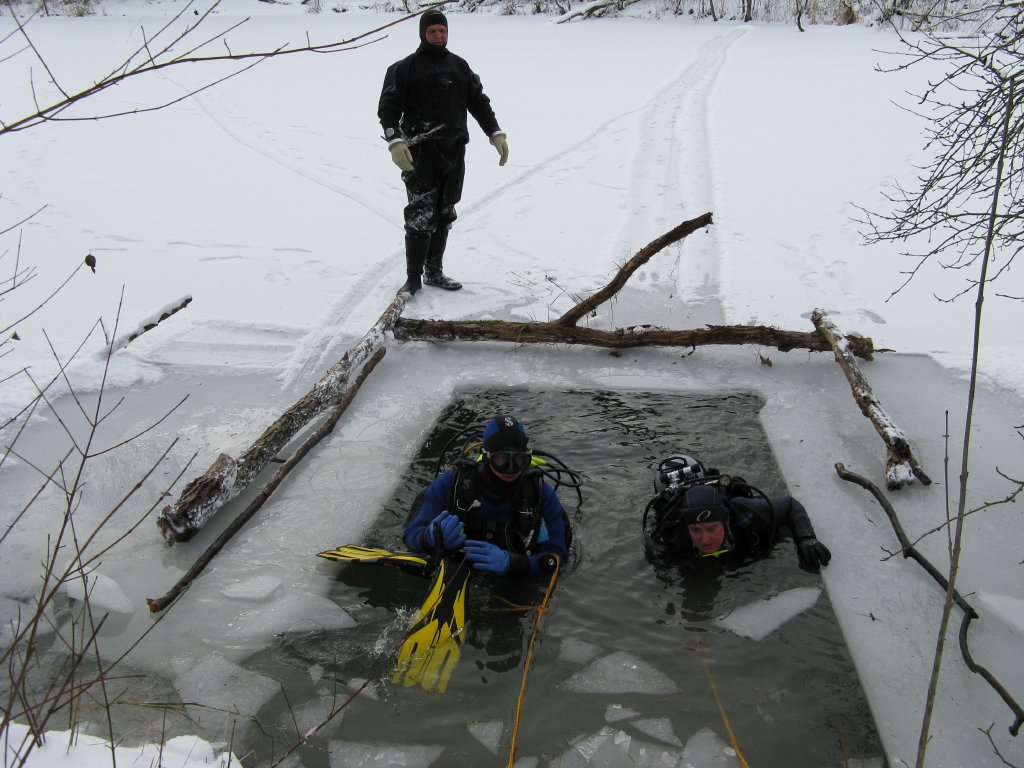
(389, 140, 414, 172)
(490, 133, 509, 167)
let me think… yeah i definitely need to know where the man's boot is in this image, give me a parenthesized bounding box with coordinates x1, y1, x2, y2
(399, 231, 430, 296)
(423, 227, 462, 291)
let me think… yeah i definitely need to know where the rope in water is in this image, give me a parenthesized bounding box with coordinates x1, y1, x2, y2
(499, 556, 561, 768)
(702, 657, 751, 768)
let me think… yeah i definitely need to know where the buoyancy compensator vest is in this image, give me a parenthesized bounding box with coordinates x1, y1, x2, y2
(447, 458, 544, 554)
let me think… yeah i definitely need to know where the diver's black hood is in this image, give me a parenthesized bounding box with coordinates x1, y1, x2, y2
(418, 9, 448, 48)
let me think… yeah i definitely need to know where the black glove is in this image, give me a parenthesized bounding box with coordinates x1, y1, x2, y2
(796, 536, 831, 571)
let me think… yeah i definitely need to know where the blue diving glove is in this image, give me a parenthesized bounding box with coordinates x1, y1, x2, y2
(424, 511, 466, 551)
(463, 540, 511, 575)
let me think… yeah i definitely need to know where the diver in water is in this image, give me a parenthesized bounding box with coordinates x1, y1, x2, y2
(643, 454, 831, 572)
(404, 415, 570, 578)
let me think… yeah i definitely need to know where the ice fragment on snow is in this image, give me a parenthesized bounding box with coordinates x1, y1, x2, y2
(222, 574, 282, 600)
(468, 719, 503, 754)
(631, 717, 682, 746)
(559, 651, 679, 694)
(328, 739, 444, 767)
(60, 570, 133, 614)
(558, 636, 601, 664)
(605, 703, 639, 723)
(713, 587, 820, 641)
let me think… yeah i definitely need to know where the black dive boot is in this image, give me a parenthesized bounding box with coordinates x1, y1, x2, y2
(399, 232, 430, 296)
(424, 227, 462, 291)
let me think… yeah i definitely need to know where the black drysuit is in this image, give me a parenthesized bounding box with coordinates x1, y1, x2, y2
(378, 45, 501, 237)
(649, 493, 829, 570)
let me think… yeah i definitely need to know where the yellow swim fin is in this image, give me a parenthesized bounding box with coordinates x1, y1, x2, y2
(391, 557, 472, 694)
(317, 545, 431, 571)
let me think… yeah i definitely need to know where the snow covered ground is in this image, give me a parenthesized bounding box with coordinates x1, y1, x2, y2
(1, 2, 1022, 767)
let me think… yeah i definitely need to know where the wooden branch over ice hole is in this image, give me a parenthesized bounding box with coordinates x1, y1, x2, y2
(155, 296, 406, 545)
(814, 309, 931, 490)
(394, 318, 875, 357)
(395, 212, 873, 361)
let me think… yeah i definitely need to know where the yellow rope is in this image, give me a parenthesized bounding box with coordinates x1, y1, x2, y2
(506, 556, 561, 768)
(702, 657, 751, 768)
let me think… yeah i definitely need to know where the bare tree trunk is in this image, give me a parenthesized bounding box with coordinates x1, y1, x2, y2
(916, 78, 1017, 768)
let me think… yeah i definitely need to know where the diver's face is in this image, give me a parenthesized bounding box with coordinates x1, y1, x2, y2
(424, 24, 448, 46)
(687, 522, 726, 554)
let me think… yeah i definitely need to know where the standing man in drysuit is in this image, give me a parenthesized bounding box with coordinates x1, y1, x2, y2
(378, 9, 509, 297)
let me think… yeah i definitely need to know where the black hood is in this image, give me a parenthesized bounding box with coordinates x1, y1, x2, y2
(418, 9, 448, 45)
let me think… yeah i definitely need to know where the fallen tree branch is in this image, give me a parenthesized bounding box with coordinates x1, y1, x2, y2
(113, 295, 192, 350)
(155, 296, 405, 544)
(394, 318, 876, 358)
(556, 212, 713, 326)
(814, 309, 930, 489)
(835, 463, 1023, 736)
(148, 345, 387, 612)
(397, 211, 869, 360)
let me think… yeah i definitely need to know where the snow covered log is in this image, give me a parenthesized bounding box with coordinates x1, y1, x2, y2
(116, 295, 193, 349)
(394, 318, 876, 358)
(155, 296, 406, 544)
(148, 346, 387, 611)
(813, 308, 931, 490)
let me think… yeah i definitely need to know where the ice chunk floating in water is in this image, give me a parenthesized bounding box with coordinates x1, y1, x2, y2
(551, 725, 712, 767)
(713, 587, 821, 641)
(604, 703, 639, 723)
(221, 574, 283, 600)
(174, 652, 280, 737)
(560, 651, 679, 694)
(328, 740, 444, 767)
(683, 727, 742, 767)
(60, 569, 133, 614)
(631, 717, 682, 746)
(468, 719, 503, 754)
(557, 635, 601, 665)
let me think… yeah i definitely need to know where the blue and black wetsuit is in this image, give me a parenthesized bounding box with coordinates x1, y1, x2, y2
(404, 464, 568, 579)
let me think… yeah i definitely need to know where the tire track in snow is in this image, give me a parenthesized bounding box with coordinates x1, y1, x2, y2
(182, 82, 396, 226)
(611, 26, 746, 328)
(160, 75, 406, 390)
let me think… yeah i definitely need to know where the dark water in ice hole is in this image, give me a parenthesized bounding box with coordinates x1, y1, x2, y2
(244, 389, 885, 767)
